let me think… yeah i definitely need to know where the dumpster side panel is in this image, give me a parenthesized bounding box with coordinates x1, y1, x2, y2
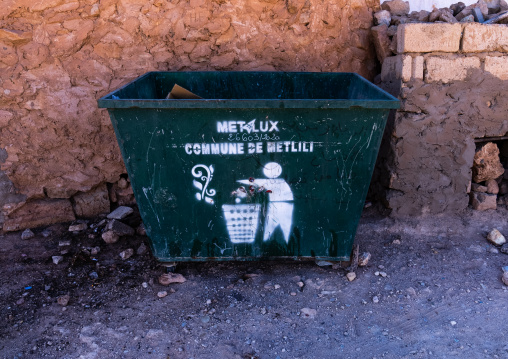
(108, 106, 389, 261)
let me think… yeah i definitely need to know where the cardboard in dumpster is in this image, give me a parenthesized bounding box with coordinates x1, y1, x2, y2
(166, 84, 202, 99)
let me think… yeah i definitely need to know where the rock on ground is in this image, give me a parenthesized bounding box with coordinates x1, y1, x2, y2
(159, 273, 186, 285)
(107, 206, 134, 220)
(119, 248, 134, 260)
(102, 231, 119, 244)
(487, 228, 506, 245)
(21, 229, 34, 240)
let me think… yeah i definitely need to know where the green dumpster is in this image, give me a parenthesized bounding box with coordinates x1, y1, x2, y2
(98, 72, 399, 262)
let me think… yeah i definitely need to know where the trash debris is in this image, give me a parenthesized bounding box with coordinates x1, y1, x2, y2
(300, 307, 317, 319)
(52, 256, 63, 265)
(107, 206, 134, 220)
(487, 229, 506, 246)
(373, 295, 380, 303)
(57, 294, 70, 306)
(358, 252, 371, 267)
(21, 229, 34, 240)
(101, 230, 119, 244)
(166, 84, 202, 99)
(119, 248, 134, 260)
(346, 272, 357, 282)
(159, 273, 186, 285)
(68, 223, 87, 232)
(315, 260, 333, 267)
(484, 10, 508, 24)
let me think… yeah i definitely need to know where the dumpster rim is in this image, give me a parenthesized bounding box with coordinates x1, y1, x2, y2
(98, 98, 399, 109)
(97, 71, 400, 110)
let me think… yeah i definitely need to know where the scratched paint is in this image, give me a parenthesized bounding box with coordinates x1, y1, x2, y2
(99, 72, 398, 261)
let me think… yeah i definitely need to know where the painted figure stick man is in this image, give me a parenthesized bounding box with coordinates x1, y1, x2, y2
(238, 162, 294, 243)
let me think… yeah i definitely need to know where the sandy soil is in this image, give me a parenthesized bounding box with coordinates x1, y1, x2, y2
(1, 206, 508, 359)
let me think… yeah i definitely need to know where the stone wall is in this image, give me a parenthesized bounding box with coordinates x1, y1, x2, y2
(0, 0, 380, 230)
(378, 23, 508, 215)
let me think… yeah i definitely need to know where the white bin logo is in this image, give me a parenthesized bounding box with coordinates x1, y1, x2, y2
(223, 162, 294, 244)
(222, 204, 261, 244)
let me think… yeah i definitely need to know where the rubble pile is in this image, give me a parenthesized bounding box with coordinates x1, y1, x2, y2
(372, 0, 508, 62)
(469, 142, 508, 210)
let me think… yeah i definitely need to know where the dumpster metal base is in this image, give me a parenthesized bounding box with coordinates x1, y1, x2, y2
(156, 256, 351, 263)
(99, 72, 399, 262)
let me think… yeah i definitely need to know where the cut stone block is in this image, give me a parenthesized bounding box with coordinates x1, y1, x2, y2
(397, 23, 462, 53)
(72, 184, 110, 218)
(484, 56, 508, 80)
(371, 25, 393, 64)
(412, 56, 424, 80)
(3, 199, 76, 232)
(381, 55, 412, 82)
(462, 24, 508, 53)
(425, 56, 481, 83)
(470, 192, 497, 210)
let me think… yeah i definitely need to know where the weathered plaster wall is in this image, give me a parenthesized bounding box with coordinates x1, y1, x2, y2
(378, 23, 508, 216)
(0, 0, 379, 230)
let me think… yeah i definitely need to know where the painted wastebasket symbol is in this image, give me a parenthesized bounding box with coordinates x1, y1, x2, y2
(222, 162, 294, 244)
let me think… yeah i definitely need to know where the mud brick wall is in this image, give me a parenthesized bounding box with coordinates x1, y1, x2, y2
(379, 23, 508, 216)
(0, 0, 380, 231)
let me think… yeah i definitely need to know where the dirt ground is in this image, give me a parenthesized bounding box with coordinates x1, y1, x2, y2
(1, 206, 508, 359)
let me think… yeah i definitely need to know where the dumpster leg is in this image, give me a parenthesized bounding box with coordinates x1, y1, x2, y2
(334, 244, 360, 271)
(161, 262, 177, 273)
(347, 244, 360, 273)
